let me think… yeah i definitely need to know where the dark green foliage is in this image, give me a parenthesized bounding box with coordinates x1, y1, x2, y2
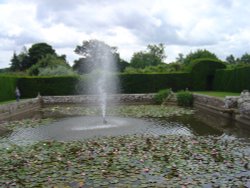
(130, 44, 166, 68)
(154, 89, 172, 104)
(28, 54, 70, 76)
(117, 58, 129, 72)
(240, 53, 250, 64)
(119, 73, 191, 93)
(28, 43, 56, 67)
(176, 90, 193, 107)
(183, 49, 219, 65)
(9, 48, 30, 71)
(74, 40, 118, 73)
(225, 54, 237, 64)
(17, 76, 79, 98)
(0, 76, 17, 102)
(213, 66, 250, 92)
(190, 58, 226, 90)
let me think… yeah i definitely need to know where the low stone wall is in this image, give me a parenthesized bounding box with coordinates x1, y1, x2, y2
(193, 92, 250, 127)
(193, 94, 234, 117)
(42, 94, 155, 105)
(0, 98, 42, 122)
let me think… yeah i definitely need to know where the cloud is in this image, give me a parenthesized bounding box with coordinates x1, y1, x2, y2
(0, 0, 250, 68)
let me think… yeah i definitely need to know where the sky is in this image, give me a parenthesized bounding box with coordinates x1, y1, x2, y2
(0, 0, 250, 68)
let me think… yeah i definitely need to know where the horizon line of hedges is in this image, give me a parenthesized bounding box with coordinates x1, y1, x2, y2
(1, 65, 249, 101)
(0, 73, 191, 100)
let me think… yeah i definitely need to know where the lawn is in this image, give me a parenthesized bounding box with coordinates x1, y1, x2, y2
(0, 100, 16, 105)
(193, 91, 240, 98)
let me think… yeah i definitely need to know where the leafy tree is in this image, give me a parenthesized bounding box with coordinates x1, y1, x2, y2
(28, 54, 70, 75)
(240, 53, 250, 64)
(183, 49, 219, 65)
(73, 58, 93, 74)
(117, 58, 129, 72)
(124, 63, 185, 74)
(130, 43, 166, 68)
(226, 54, 237, 64)
(38, 65, 76, 76)
(147, 43, 166, 60)
(73, 39, 119, 74)
(10, 52, 20, 71)
(9, 47, 30, 71)
(176, 53, 185, 64)
(28, 42, 56, 68)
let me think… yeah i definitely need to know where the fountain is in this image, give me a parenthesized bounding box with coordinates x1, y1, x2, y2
(86, 41, 119, 125)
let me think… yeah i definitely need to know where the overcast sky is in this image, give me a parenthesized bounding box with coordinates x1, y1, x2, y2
(0, 0, 250, 68)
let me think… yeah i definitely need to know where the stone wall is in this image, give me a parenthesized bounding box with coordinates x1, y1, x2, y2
(41, 94, 155, 105)
(193, 92, 250, 127)
(193, 94, 232, 115)
(0, 97, 42, 122)
(224, 90, 250, 125)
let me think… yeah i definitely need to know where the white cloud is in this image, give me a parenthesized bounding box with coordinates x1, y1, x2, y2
(0, 0, 250, 68)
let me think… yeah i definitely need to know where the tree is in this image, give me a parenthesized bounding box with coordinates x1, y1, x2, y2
(130, 43, 166, 68)
(183, 49, 219, 65)
(147, 43, 166, 60)
(10, 52, 20, 71)
(28, 54, 70, 75)
(225, 54, 237, 64)
(240, 53, 250, 64)
(73, 39, 119, 74)
(9, 47, 30, 71)
(176, 53, 185, 64)
(28, 42, 56, 68)
(117, 58, 129, 72)
(38, 65, 76, 76)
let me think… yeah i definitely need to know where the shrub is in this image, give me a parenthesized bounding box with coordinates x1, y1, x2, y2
(176, 90, 193, 107)
(154, 89, 172, 104)
(38, 65, 77, 76)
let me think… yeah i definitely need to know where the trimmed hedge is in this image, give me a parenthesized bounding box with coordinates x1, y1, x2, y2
(213, 66, 250, 92)
(6, 73, 192, 98)
(0, 75, 17, 102)
(119, 73, 192, 93)
(17, 76, 80, 98)
(190, 58, 226, 90)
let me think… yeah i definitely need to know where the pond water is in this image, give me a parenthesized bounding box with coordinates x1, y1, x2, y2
(0, 105, 250, 187)
(1, 105, 249, 144)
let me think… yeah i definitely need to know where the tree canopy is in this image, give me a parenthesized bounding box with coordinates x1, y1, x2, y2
(183, 49, 219, 65)
(28, 54, 70, 76)
(28, 43, 56, 68)
(130, 43, 166, 69)
(73, 39, 127, 74)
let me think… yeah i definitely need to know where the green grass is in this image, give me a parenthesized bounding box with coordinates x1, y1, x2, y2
(0, 100, 16, 105)
(193, 91, 240, 98)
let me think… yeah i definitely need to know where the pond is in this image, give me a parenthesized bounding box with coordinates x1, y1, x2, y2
(0, 105, 249, 187)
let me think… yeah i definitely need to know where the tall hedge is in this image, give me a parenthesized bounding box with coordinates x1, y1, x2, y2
(119, 73, 191, 93)
(0, 75, 17, 102)
(213, 66, 250, 92)
(17, 76, 80, 98)
(190, 58, 226, 90)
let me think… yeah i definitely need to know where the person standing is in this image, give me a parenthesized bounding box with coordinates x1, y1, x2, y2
(15, 87, 21, 102)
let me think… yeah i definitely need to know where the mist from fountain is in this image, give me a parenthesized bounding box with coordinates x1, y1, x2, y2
(87, 43, 118, 124)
